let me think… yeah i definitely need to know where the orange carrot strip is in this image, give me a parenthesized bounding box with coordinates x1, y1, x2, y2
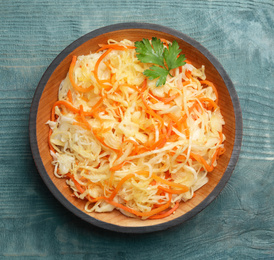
(153, 174, 188, 191)
(73, 121, 90, 130)
(136, 80, 164, 126)
(96, 44, 136, 52)
(125, 84, 142, 93)
(150, 180, 157, 186)
(160, 38, 169, 47)
(94, 48, 113, 88)
(174, 153, 187, 161)
(157, 93, 179, 104)
(109, 161, 129, 172)
(87, 196, 105, 203)
(93, 131, 120, 152)
(67, 89, 73, 103)
(83, 96, 104, 116)
(125, 139, 139, 155)
(67, 173, 86, 194)
(103, 61, 112, 72)
(108, 170, 115, 188)
(149, 134, 166, 150)
(52, 100, 80, 116)
(185, 69, 192, 79)
(167, 113, 182, 131)
(178, 101, 196, 138)
(200, 80, 219, 104)
(69, 56, 94, 92)
(105, 196, 171, 218)
(190, 132, 223, 172)
(141, 94, 164, 126)
(199, 97, 218, 111)
(158, 185, 188, 194)
(182, 80, 191, 86)
(148, 201, 179, 219)
(136, 171, 189, 191)
(101, 126, 111, 133)
(190, 153, 214, 172)
(150, 121, 173, 149)
(218, 147, 226, 156)
(108, 174, 135, 201)
(81, 96, 89, 102)
(219, 131, 223, 143)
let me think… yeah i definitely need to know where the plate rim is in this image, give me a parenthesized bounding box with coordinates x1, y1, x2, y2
(29, 22, 243, 233)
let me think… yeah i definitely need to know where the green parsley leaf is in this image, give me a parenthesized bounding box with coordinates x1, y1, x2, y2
(135, 37, 186, 87)
(163, 41, 186, 70)
(143, 65, 169, 86)
(135, 38, 165, 67)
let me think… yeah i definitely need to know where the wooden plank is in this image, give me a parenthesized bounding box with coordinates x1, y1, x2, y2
(0, 0, 273, 258)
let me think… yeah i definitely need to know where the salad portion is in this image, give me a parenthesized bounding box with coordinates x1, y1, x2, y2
(47, 38, 225, 219)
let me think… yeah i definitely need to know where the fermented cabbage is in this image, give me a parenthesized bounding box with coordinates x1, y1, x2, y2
(47, 39, 225, 219)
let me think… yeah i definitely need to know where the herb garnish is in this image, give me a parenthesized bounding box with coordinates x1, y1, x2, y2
(135, 37, 186, 87)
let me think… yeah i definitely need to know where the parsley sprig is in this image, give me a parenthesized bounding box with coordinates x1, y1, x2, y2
(135, 37, 186, 87)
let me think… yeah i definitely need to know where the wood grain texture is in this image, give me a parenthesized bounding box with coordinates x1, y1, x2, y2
(0, 0, 273, 259)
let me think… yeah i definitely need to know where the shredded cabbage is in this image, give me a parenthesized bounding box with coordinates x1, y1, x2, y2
(47, 39, 225, 219)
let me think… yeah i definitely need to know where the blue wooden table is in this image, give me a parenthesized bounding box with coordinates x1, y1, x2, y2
(0, 0, 273, 259)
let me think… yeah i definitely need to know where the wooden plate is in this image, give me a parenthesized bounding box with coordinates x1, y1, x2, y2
(29, 23, 242, 233)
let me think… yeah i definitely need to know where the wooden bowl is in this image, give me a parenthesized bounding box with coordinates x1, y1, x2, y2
(29, 23, 242, 233)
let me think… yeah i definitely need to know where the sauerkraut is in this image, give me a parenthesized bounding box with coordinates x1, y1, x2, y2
(47, 39, 225, 219)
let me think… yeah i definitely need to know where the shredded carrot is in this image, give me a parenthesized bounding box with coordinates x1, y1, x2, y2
(167, 113, 181, 130)
(109, 161, 129, 172)
(69, 56, 94, 92)
(67, 173, 86, 194)
(101, 126, 111, 134)
(94, 48, 113, 88)
(185, 69, 192, 79)
(67, 89, 73, 103)
(83, 96, 104, 116)
(150, 121, 173, 150)
(190, 131, 223, 172)
(199, 97, 218, 111)
(81, 96, 89, 102)
(73, 121, 90, 130)
(160, 38, 169, 47)
(190, 153, 214, 172)
(108, 174, 135, 200)
(136, 171, 189, 191)
(96, 44, 136, 52)
(200, 80, 219, 104)
(105, 195, 171, 218)
(150, 180, 157, 186)
(93, 131, 119, 153)
(152, 174, 188, 191)
(87, 195, 105, 203)
(52, 100, 80, 117)
(103, 61, 112, 72)
(158, 185, 188, 194)
(125, 139, 139, 155)
(157, 93, 179, 104)
(148, 201, 179, 219)
(141, 94, 164, 127)
(182, 80, 191, 86)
